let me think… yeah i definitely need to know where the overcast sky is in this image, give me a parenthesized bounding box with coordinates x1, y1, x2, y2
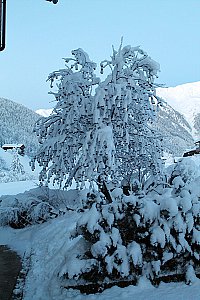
(0, 0, 200, 110)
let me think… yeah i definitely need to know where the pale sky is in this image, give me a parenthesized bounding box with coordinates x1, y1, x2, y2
(0, 0, 200, 110)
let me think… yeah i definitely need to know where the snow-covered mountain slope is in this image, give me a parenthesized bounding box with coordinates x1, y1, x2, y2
(156, 102, 194, 156)
(0, 98, 40, 156)
(156, 81, 200, 139)
(36, 108, 53, 117)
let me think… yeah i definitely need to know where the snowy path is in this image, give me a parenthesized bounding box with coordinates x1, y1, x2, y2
(0, 245, 22, 300)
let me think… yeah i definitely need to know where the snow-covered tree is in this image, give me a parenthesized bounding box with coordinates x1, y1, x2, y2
(92, 42, 164, 191)
(32, 49, 100, 188)
(11, 149, 25, 176)
(32, 44, 164, 195)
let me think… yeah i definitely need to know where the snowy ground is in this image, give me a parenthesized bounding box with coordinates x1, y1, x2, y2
(0, 180, 39, 196)
(1, 210, 200, 300)
(1, 154, 200, 299)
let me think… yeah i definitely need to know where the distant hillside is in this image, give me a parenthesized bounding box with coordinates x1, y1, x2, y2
(157, 81, 200, 139)
(0, 98, 40, 156)
(156, 102, 194, 156)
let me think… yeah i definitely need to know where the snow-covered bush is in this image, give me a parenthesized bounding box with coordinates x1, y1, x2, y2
(0, 187, 82, 228)
(32, 44, 164, 197)
(59, 158, 200, 292)
(0, 171, 34, 183)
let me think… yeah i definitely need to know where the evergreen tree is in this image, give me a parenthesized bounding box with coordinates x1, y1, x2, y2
(11, 149, 25, 175)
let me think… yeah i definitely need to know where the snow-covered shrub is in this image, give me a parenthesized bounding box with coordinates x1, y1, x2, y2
(0, 187, 82, 228)
(168, 157, 199, 187)
(0, 170, 34, 183)
(59, 158, 200, 292)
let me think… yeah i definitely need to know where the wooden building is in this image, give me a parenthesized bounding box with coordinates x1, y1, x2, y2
(2, 144, 25, 156)
(183, 141, 200, 157)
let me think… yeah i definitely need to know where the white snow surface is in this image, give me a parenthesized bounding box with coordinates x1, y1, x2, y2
(36, 108, 53, 117)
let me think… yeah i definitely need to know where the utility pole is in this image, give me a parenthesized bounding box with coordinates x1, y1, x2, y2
(0, 0, 6, 51)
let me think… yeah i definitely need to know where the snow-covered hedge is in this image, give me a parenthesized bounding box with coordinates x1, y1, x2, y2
(61, 157, 200, 291)
(0, 187, 82, 228)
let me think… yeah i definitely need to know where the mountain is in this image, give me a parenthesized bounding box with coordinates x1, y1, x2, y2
(36, 108, 53, 117)
(0, 98, 40, 156)
(156, 102, 194, 156)
(156, 81, 200, 139)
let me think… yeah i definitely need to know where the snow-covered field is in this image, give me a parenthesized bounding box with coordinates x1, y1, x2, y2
(1, 152, 200, 299)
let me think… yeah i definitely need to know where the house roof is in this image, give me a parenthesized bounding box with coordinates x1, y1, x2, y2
(2, 144, 25, 148)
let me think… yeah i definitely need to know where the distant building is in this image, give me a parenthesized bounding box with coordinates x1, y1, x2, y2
(2, 144, 25, 156)
(183, 141, 200, 157)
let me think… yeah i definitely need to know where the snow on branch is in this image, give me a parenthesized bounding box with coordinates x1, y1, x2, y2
(32, 44, 164, 193)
